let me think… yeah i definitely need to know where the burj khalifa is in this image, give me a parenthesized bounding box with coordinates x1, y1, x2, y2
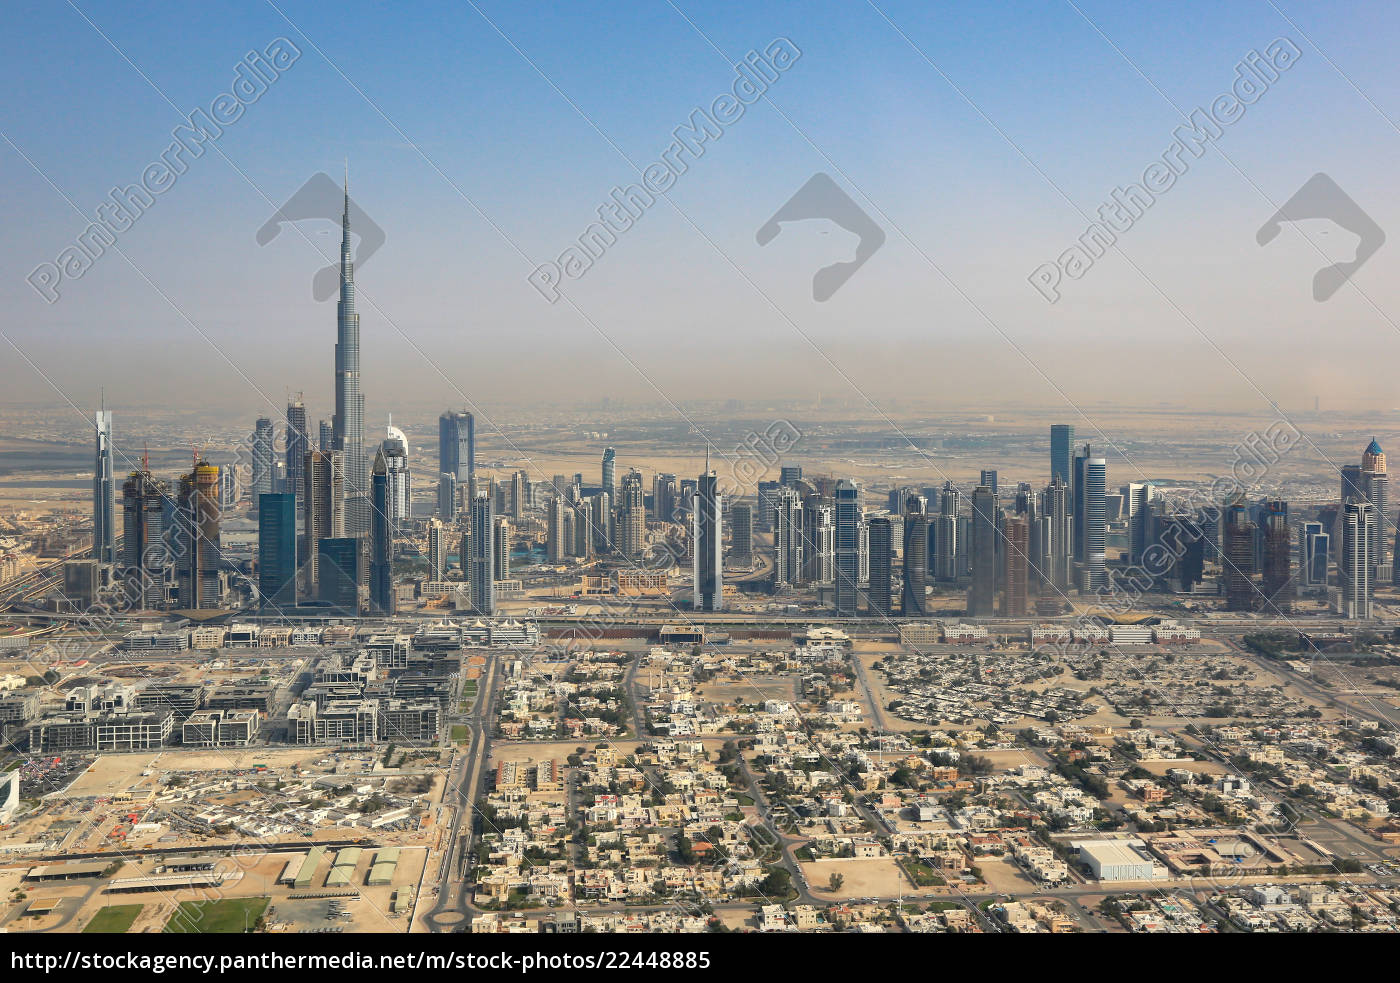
(333, 165, 369, 536)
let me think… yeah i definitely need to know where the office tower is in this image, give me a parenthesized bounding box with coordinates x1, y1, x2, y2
(1198, 504, 1223, 562)
(332, 171, 368, 537)
(509, 470, 526, 520)
(1153, 514, 1206, 593)
(613, 469, 644, 559)
(251, 417, 275, 500)
(369, 449, 394, 615)
(1079, 452, 1107, 591)
(380, 433, 410, 531)
(174, 460, 222, 610)
(1362, 439, 1389, 579)
(833, 480, 860, 616)
(859, 517, 870, 584)
(571, 499, 593, 559)
(654, 473, 678, 524)
(867, 517, 893, 617)
(1222, 500, 1258, 611)
(318, 420, 333, 453)
(780, 465, 803, 488)
(1124, 482, 1149, 563)
(272, 459, 287, 494)
(1072, 444, 1088, 566)
(426, 519, 448, 581)
(755, 480, 779, 532)
(1259, 498, 1293, 612)
(1015, 483, 1039, 587)
(590, 491, 611, 554)
(258, 491, 298, 612)
(903, 496, 930, 616)
(931, 484, 959, 583)
(1043, 478, 1070, 592)
(546, 497, 567, 562)
(285, 395, 308, 511)
(303, 449, 345, 592)
(468, 494, 496, 615)
(693, 461, 723, 612)
(317, 537, 360, 613)
(600, 447, 616, 548)
(121, 468, 168, 608)
(219, 467, 237, 511)
(438, 410, 475, 488)
(979, 470, 999, 496)
(801, 498, 835, 584)
(92, 409, 116, 565)
(1002, 514, 1028, 616)
(494, 517, 511, 580)
(730, 502, 753, 568)
(1342, 463, 1365, 504)
(968, 486, 998, 617)
(772, 485, 803, 587)
(1302, 522, 1329, 590)
(1340, 500, 1374, 619)
(438, 472, 457, 521)
(1051, 424, 1074, 485)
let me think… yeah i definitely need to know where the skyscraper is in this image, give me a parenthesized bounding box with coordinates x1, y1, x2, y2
(438, 472, 457, 521)
(333, 169, 368, 537)
(468, 493, 495, 615)
(1259, 498, 1293, 613)
(1223, 500, 1258, 611)
(1079, 451, 1107, 592)
(122, 467, 168, 608)
(903, 496, 929, 617)
(979, 470, 999, 496)
(693, 460, 723, 612)
(258, 491, 298, 613)
(438, 410, 475, 489)
(303, 449, 345, 593)
(317, 536, 360, 614)
(617, 469, 646, 559)
(92, 409, 116, 566)
(834, 480, 860, 617)
(510, 470, 527, 520)
(1124, 482, 1150, 564)
(1302, 520, 1329, 591)
(772, 485, 803, 587)
(1340, 500, 1374, 619)
(369, 449, 394, 615)
(546, 496, 567, 563)
(251, 417, 275, 501)
(780, 465, 803, 487)
(175, 461, 221, 610)
(318, 420, 333, 453)
(494, 517, 511, 580)
(285, 395, 308, 512)
(1043, 477, 1070, 593)
(381, 432, 410, 532)
(654, 473, 678, 524)
(867, 517, 893, 617)
(1361, 439, 1389, 581)
(730, 502, 753, 568)
(1002, 514, 1028, 617)
(968, 485, 998, 617)
(601, 447, 616, 550)
(427, 518, 448, 582)
(1050, 424, 1074, 485)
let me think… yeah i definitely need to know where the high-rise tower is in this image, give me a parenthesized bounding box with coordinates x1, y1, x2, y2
(333, 166, 368, 536)
(92, 408, 116, 565)
(369, 448, 394, 615)
(175, 461, 222, 610)
(285, 395, 308, 512)
(834, 480, 860, 617)
(1050, 424, 1074, 485)
(617, 469, 646, 559)
(693, 456, 723, 612)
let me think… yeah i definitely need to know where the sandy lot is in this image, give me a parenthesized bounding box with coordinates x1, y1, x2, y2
(798, 857, 913, 899)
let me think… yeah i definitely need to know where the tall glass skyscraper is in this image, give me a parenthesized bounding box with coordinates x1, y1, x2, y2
(333, 170, 368, 536)
(252, 417, 275, 499)
(258, 491, 297, 613)
(285, 395, 308, 511)
(1050, 424, 1074, 485)
(469, 493, 496, 616)
(438, 410, 475, 489)
(693, 461, 723, 612)
(92, 409, 116, 565)
(370, 449, 394, 615)
(833, 480, 860, 616)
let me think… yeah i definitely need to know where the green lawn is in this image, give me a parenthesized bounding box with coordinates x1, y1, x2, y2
(83, 905, 143, 933)
(163, 897, 269, 934)
(451, 725, 470, 744)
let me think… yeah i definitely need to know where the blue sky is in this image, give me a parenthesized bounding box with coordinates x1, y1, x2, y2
(4, 0, 1400, 418)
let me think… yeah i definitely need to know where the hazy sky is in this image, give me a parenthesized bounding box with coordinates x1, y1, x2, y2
(4, 0, 1400, 430)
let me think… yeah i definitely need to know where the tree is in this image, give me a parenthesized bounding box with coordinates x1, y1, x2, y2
(828, 872, 845, 892)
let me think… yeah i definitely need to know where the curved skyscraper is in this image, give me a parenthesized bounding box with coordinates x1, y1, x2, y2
(333, 168, 368, 536)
